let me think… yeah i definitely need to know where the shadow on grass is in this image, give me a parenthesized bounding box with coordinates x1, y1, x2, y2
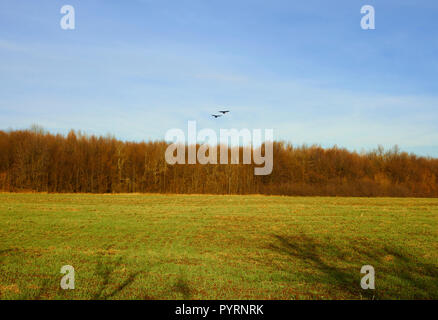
(92, 249, 142, 300)
(0, 249, 10, 265)
(0, 248, 58, 300)
(17, 276, 58, 300)
(358, 245, 438, 299)
(268, 234, 438, 299)
(33, 279, 53, 300)
(172, 276, 192, 299)
(269, 234, 368, 299)
(93, 249, 193, 299)
(0, 248, 19, 264)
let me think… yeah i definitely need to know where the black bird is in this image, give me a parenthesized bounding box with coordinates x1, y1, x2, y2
(211, 114, 222, 118)
(219, 110, 230, 114)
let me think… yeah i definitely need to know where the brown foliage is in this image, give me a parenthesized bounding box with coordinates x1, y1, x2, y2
(0, 129, 437, 196)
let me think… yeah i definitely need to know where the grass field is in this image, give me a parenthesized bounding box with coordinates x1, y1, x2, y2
(0, 193, 437, 300)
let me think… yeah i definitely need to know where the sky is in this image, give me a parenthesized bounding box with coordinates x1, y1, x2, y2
(0, 0, 437, 156)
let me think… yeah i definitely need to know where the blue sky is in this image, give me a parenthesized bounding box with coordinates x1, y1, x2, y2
(1, 0, 437, 156)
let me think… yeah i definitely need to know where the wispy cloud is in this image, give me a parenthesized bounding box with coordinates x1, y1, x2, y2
(0, 1, 437, 157)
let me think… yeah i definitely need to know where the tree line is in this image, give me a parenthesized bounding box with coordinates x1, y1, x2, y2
(0, 127, 437, 197)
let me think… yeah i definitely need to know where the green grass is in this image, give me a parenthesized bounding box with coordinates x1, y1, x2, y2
(0, 193, 437, 300)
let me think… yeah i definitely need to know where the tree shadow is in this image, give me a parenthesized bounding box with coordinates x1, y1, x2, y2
(92, 249, 142, 300)
(33, 278, 53, 300)
(269, 234, 369, 298)
(268, 234, 438, 299)
(172, 276, 192, 299)
(0, 248, 19, 264)
(92, 253, 194, 300)
(16, 277, 59, 300)
(357, 245, 438, 299)
(0, 248, 55, 300)
(0, 248, 16, 255)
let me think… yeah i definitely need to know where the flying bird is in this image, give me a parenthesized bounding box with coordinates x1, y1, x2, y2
(219, 110, 230, 114)
(211, 114, 222, 118)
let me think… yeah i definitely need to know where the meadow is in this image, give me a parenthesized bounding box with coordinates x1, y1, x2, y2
(0, 193, 437, 300)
